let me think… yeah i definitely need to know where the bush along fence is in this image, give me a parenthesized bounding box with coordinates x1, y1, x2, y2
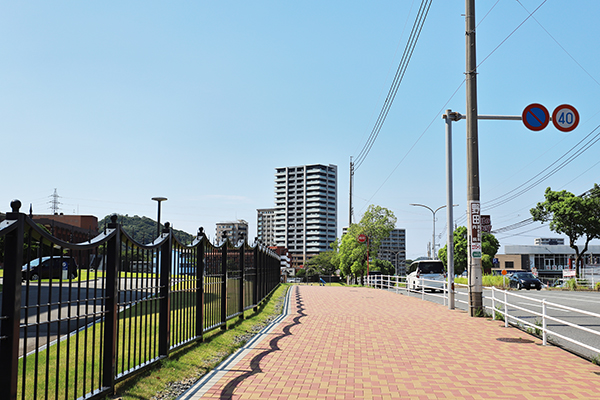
(0, 200, 281, 400)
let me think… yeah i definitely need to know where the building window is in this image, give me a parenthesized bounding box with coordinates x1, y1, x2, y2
(505, 261, 514, 269)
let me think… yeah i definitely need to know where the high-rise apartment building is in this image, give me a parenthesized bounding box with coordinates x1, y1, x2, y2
(377, 228, 407, 275)
(215, 220, 248, 244)
(274, 164, 337, 267)
(257, 208, 276, 246)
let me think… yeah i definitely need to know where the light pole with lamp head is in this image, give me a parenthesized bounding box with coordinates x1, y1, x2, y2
(151, 197, 167, 239)
(410, 203, 447, 260)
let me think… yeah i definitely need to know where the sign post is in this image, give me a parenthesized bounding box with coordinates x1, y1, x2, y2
(357, 234, 370, 278)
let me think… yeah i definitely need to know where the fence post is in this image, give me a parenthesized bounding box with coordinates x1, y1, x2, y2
(102, 215, 120, 394)
(159, 223, 172, 357)
(421, 279, 424, 300)
(221, 241, 228, 330)
(542, 299, 547, 346)
(196, 228, 205, 341)
(504, 290, 508, 328)
(0, 200, 24, 400)
(253, 246, 259, 312)
(239, 243, 245, 320)
(491, 287, 496, 319)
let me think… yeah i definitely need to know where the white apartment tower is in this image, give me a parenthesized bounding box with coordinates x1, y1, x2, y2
(274, 164, 337, 267)
(256, 208, 276, 246)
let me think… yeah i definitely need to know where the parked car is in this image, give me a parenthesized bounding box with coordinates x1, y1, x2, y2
(509, 272, 542, 290)
(22, 256, 79, 281)
(407, 260, 446, 292)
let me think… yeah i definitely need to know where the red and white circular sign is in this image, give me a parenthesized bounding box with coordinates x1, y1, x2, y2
(552, 104, 579, 132)
(357, 234, 367, 243)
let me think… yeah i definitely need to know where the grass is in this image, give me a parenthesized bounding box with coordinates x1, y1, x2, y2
(454, 274, 510, 289)
(110, 284, 289, 400)
(15, 279, 287, 400)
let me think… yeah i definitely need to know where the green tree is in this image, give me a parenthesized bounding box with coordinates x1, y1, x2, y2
(438, 227, 499, 275)
(338, 205, 397, 282)
(530, 185, 600, 277)
(370, 259, 395, 275)
(305, 251, 337, 276)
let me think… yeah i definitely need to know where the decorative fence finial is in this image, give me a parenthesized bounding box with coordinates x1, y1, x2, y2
(10, 199, 21, 212)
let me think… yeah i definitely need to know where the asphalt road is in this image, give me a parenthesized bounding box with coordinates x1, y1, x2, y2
(386, 284, 600, 360)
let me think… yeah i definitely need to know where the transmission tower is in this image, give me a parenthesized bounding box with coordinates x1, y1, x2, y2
(49, 188, 62, 214)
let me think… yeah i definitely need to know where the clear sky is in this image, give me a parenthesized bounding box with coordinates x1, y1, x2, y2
(2, 1, 600, 260)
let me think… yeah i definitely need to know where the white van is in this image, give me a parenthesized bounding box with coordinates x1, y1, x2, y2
(407, 260, 446, 292)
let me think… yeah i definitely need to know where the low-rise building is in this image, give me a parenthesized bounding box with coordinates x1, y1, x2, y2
(495, 238, 600, 280)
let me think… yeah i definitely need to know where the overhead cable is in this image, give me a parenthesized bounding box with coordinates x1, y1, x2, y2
(354, 0, 432, 171)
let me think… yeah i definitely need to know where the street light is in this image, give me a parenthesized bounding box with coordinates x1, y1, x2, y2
(410, 203, 447, 260)
(151, 197, 167, 238)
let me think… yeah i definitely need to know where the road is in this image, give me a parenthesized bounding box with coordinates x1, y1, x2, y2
(381, 284, 600, 360)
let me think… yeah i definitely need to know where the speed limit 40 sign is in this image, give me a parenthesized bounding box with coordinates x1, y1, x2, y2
(552, 104, 579, 132)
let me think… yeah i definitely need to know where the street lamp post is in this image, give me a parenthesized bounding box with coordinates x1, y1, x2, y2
(410, 204, 447, 260)
(151, 197, 168, 239)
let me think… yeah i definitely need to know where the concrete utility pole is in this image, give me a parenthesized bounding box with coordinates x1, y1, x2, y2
(349, 157, 354, 227)
(465, 0, 483, 316)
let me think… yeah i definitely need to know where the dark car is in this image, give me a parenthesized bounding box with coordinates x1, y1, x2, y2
(509, 272, 542, 290)
(22, 256, 79, 281)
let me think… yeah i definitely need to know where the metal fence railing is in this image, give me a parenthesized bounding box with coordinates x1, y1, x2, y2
(366, 274, 600, 360)
(0, 200, 280, 400)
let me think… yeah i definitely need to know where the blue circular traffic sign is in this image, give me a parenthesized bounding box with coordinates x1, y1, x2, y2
(522, 103, 550, 131)
(552, 104, 579, 132)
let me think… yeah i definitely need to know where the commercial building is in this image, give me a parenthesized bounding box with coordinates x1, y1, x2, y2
(215, 220, 248, 244)
(495, 238, 600, 280)
(257, 208, 276, 246)
(274, 164, 337, 268)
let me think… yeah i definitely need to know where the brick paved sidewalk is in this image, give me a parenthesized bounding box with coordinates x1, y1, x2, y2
(180, 285, 600, 399)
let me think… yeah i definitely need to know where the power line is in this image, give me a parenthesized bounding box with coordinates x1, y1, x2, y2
(354, 0, 432, 170)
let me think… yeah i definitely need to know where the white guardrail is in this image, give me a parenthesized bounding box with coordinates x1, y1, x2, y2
(365, 275, 600, 357)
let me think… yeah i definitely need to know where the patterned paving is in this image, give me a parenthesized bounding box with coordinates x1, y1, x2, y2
(179, 285, 600, 399)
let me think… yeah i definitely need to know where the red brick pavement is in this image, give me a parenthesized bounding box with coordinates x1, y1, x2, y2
(181, 285, 600, 399)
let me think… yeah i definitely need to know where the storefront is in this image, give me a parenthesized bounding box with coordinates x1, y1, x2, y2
(497, 243, 600, 281)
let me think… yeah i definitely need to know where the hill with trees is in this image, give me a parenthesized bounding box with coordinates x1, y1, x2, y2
(98, 214, 195, 244)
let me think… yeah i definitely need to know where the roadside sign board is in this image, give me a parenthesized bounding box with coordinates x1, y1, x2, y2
(552, 104, 579, 132)
(501, 269, 507, 276)
(469, 201, 482, 259)
(482, 214, 492, 233)
(522, 103, 550, 131)
(357, 234, 367, 243)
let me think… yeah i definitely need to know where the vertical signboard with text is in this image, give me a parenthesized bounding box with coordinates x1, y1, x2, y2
(469, 201, 481, 259)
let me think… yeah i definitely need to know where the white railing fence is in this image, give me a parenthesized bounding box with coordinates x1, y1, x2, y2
(365, 274, 600, 358)
(488, 287, 600, 355)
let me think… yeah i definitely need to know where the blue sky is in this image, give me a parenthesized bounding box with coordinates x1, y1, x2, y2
(2, 1, 600, 260)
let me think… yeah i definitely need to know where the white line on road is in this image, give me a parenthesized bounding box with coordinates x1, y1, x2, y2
(517, 302, 570, 312)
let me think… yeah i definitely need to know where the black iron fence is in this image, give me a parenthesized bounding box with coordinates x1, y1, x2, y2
(0, 200, 281, 400)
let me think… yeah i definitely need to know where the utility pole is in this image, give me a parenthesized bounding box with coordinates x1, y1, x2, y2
(349, 157, 354, 227)
(465, 0, 483, 316)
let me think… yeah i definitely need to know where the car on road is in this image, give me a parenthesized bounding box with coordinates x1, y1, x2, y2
(407, 260, 446, 292)
(22, 256, 79, 281)
(509, 271, 542, 290)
